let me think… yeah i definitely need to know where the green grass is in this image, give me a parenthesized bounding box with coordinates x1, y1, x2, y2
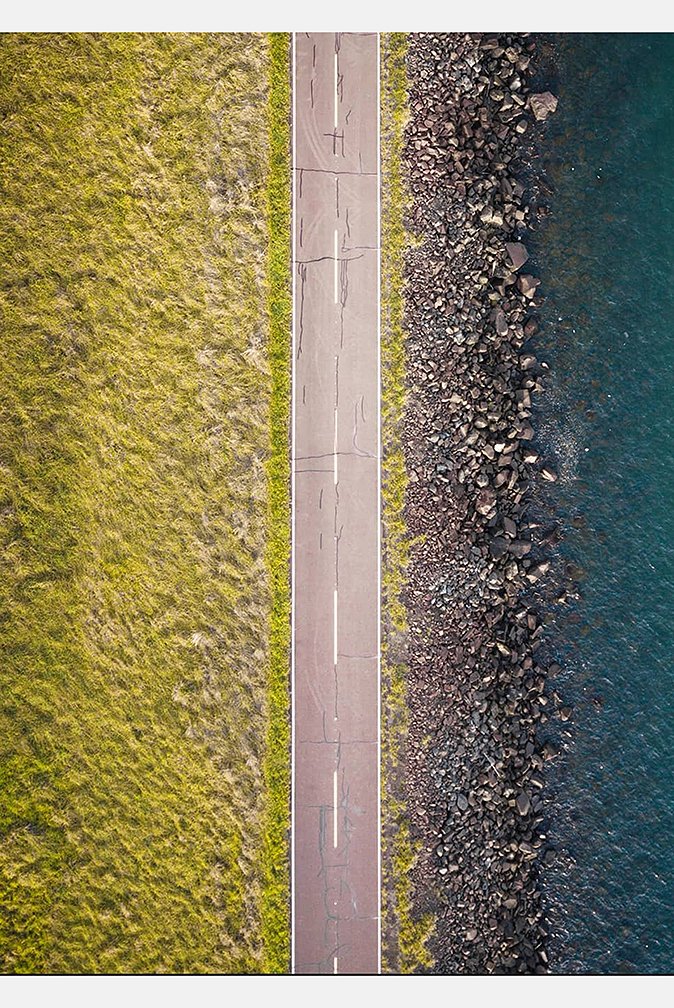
(260, 32, 291, 974)
(380, 31, 433, 975)
(0, 32, 290, 974)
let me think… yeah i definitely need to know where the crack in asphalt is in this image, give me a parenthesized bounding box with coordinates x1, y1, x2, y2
(323, 129, 345, 157)
(352, 395, 375, 458)
(296, 262, 307, 360)
(294, 253, 364, 265)
(294, 451, 369, 461)
(294, 167, 377, 177)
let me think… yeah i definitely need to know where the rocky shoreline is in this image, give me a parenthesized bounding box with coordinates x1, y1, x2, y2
(399, 32, 563, 974)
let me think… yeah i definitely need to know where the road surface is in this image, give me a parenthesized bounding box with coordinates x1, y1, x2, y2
(291, 32, 380, 975)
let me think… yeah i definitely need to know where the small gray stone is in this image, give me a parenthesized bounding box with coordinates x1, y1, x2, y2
(495, 309, 509, 336)
(480, 208, 504, 226)
(516, 792, 531, 816)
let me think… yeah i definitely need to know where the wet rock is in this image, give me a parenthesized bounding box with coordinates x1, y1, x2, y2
(517, 274, 541, 299)
(526, 562, 550, 582)
(505, 242, 529, 270)
(508, 539, 532, 558)
(529, 91, 559, 121)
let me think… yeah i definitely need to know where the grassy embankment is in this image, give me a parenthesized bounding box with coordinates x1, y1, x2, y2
(0, 32, 290, 973)
(380, 32, 433, 974)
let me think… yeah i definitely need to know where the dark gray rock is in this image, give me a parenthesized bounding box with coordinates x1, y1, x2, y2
(495, 309, 509, 336)
(505, 242, 529, 270)
(508, 539, 532, 558)
(516, 792, 531, 816)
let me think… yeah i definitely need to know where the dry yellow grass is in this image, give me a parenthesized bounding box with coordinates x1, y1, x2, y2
(0, 32, 290, 974)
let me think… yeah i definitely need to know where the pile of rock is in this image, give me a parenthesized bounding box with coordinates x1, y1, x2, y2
(399, 33, 561, 974)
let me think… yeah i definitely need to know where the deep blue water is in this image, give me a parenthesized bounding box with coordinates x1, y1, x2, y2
(530, 34, 674, 973)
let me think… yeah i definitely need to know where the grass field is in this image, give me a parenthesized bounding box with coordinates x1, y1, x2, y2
(0, 32, 290, 974)
(380, 32, 433, 974)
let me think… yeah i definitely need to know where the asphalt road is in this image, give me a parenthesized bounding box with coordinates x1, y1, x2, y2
(291, 32, 380, 975)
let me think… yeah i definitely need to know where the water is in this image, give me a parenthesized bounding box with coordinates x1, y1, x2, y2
(529, 34, 674, 973)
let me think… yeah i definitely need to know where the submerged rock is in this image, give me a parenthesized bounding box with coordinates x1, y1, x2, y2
(518, 274, 541, 299)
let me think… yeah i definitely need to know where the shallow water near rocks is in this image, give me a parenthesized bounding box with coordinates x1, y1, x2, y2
(530, 33, 674, 974)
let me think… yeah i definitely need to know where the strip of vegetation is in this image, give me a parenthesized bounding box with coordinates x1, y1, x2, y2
(379, 32, 433, 974)
(260, 31, 291, 974)
(0, 32, 290, 973)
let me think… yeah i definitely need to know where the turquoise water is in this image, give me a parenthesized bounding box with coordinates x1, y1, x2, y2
(530, 34, 674, 973)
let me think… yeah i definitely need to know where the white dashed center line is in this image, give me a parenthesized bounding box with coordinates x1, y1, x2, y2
(333, 955, 338, 975)
(334, 228, 339, 304)
(334, 51, 338, 129)
(333, 769, 339, 848)
(333, 587, 338, 667)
